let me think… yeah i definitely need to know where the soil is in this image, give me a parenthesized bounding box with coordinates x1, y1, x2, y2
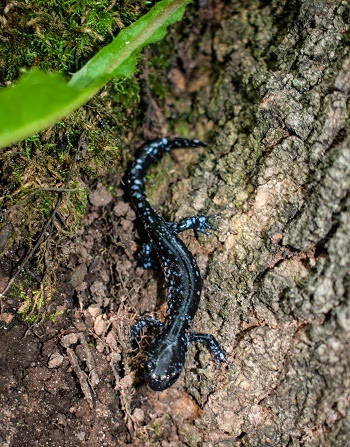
(0, 168, 207, 447)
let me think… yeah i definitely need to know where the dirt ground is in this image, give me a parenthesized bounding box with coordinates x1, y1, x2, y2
(0, 165, 212, 447)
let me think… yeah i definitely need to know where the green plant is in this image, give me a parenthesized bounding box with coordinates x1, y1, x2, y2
(0, 0, 192, 148)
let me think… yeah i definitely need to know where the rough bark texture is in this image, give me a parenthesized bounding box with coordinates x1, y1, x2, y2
(173, 0, 349, 444)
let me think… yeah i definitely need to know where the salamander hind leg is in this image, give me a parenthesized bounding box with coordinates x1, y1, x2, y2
(173, 215, 218, 237)
(192, 333, 230, 366)
(131, 315, 164, 339)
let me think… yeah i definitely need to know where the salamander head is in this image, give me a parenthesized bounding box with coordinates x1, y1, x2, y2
(144, 331, 188, 391)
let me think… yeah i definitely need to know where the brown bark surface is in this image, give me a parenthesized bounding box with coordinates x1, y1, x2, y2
(181, 0, 349, 444)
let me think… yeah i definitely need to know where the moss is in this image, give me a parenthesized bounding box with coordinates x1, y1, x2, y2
(173, 119, 190, 137)
(0, 0, 201, 325)
(0, 1, 148, 319)
(9, 283, 27, 302)
(0, 0, 147, 239)
(152, 422, 160, 436)
(48, 309, 64, 323)
(0, 0, 146, 83)
(149, 56, 175, 101)
(10, 279, 48, 325)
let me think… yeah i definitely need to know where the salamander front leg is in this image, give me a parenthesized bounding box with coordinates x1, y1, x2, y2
(173, 215, 218, 237)
(131, 315, 164, 339)
(192, 333, 229, 365)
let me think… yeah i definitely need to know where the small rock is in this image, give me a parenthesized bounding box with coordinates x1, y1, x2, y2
(133, 408, 145, 423)
(0, 223, 13, 254)
(90, 281, 106, 295)
(113, 201, 130, 217)
(18, 302, 27, 313)
(120, 217, 132, 231)
(87, 304, 102, 318)
(48, 352, 64, 369)
(106, 330, 118, 351)
(76, 432, 86, 441)
(89, 183, 113, 207)
(61, 333, 79, 347)
(109, 351, 121, 363)
(96, 340, 105, 352)
(70, 264, 87, 288)
(76, 281, 87, 292)
(0, 312, 14, 325)
(56, 413, 67, 426)
(127, 210, 136, 221)
(94, 314, 107, 336)
(120, 373, 134, 388)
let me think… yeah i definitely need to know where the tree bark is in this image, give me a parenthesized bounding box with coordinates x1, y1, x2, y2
(171, 0, 349, 445)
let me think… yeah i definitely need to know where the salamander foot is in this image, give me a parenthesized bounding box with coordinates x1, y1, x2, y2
(173, 215, 218, 236)
(192, 333, 230, 366)
(131, 315, 164, 339)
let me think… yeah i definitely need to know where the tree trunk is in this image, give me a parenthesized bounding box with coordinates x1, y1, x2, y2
(175, 0, 349, 445)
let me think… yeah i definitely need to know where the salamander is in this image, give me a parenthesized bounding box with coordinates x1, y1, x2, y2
(129, 137, 227, 391)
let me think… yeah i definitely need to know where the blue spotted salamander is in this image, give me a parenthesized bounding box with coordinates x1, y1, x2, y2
(129, 138, 227, 391)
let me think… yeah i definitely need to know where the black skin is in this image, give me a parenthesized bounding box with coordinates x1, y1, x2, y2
(129, 138, 228, 391)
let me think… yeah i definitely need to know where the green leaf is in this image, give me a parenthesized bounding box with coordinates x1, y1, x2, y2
(70, 0, 192, 89)
(0, 71, 98, 149)
(0, 0, 192, 149)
